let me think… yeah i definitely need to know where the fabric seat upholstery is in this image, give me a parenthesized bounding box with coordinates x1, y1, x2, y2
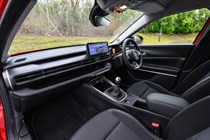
(70, 96, 210, 140)
(126, 80, 175, 99)
(70, 109, 160, 140)
(127, 60, 210, 102)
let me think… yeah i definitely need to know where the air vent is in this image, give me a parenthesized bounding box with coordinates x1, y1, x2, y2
(15, 58, 26, 63)
(81, 58, 95, 65)
(99, 55, 110, 60)
(15, 71, 43, 84)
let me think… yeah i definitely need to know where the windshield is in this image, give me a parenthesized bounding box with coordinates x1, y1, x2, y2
(10, 0, 143, 55)
(110, 11, 143, 42)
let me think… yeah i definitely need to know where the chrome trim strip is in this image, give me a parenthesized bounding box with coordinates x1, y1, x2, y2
(5, 70, 14, 90)
(143, 57, 185, 61)
(139, 69, 177, 77)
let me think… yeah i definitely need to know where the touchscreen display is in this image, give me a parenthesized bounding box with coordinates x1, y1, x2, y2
(87, 42, 109, 57)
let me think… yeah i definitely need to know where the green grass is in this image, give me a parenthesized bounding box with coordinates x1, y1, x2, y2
(137, 33, 198, 44)
(10, 33, 198, 55)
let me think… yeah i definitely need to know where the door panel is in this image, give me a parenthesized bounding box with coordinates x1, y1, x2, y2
(132, 44, 194, 90)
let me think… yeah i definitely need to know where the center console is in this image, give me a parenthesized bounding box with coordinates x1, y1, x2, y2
(90, 77, 127, 102)
(88, 76, 189, 137)
(90, 76, 148, 108)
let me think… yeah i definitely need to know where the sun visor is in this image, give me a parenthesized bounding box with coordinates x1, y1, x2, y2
(96, 0, 165, 14)
(134, 0, 165, 14)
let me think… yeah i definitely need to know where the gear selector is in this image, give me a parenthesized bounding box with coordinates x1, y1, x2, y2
(115, 77, 121, 86)
(106, 77, 126, 100)
(90, 77, 127, 102)
(111, 77, 122, 98)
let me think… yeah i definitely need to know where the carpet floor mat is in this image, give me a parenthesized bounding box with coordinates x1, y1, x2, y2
(27, 93, 87, 140)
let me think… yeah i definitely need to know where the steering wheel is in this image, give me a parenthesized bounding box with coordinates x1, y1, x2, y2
(122, 38, 143, 70)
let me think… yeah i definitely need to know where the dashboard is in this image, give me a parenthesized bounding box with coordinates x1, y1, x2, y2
(3, 43, 122, 112)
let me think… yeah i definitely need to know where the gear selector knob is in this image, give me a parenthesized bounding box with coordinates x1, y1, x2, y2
(115, 77, 121, 86)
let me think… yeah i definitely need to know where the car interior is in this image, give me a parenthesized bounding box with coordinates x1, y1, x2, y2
(0, 0, 210, 140)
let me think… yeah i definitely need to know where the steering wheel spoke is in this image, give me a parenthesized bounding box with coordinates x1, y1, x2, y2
(126, 52, 131, 59)
(136, 51, 141, 56)
(130, 62, 140, 70)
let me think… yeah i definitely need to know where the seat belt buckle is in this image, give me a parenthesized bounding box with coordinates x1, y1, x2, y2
(152, 122, 161, 136)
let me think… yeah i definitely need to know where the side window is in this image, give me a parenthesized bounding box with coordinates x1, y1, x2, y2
(136, 9, 210, 44)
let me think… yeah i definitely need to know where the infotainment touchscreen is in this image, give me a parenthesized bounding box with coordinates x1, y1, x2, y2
(87, 42, 109, 57)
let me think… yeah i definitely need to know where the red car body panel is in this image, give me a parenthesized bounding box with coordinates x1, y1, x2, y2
(0, 99, 7, 140)
(0, 0, 8, 19)
(0, 0, 8, 140)
(194, 17, 210, 45)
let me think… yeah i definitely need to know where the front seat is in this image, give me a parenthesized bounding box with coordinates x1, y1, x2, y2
(70, 96, 210, 140)
(127, 60, 210, 103)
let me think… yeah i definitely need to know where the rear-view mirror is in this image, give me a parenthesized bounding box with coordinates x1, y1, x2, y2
(95, 16, 110, 27)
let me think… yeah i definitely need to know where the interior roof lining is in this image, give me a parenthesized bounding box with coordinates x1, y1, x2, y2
(155, 0, 174, 7)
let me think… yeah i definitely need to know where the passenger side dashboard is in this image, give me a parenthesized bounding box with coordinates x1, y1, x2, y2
(3, 45, 112, 112)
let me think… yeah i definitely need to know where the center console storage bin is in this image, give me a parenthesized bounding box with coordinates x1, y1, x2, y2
(146, 93, 189, 118)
